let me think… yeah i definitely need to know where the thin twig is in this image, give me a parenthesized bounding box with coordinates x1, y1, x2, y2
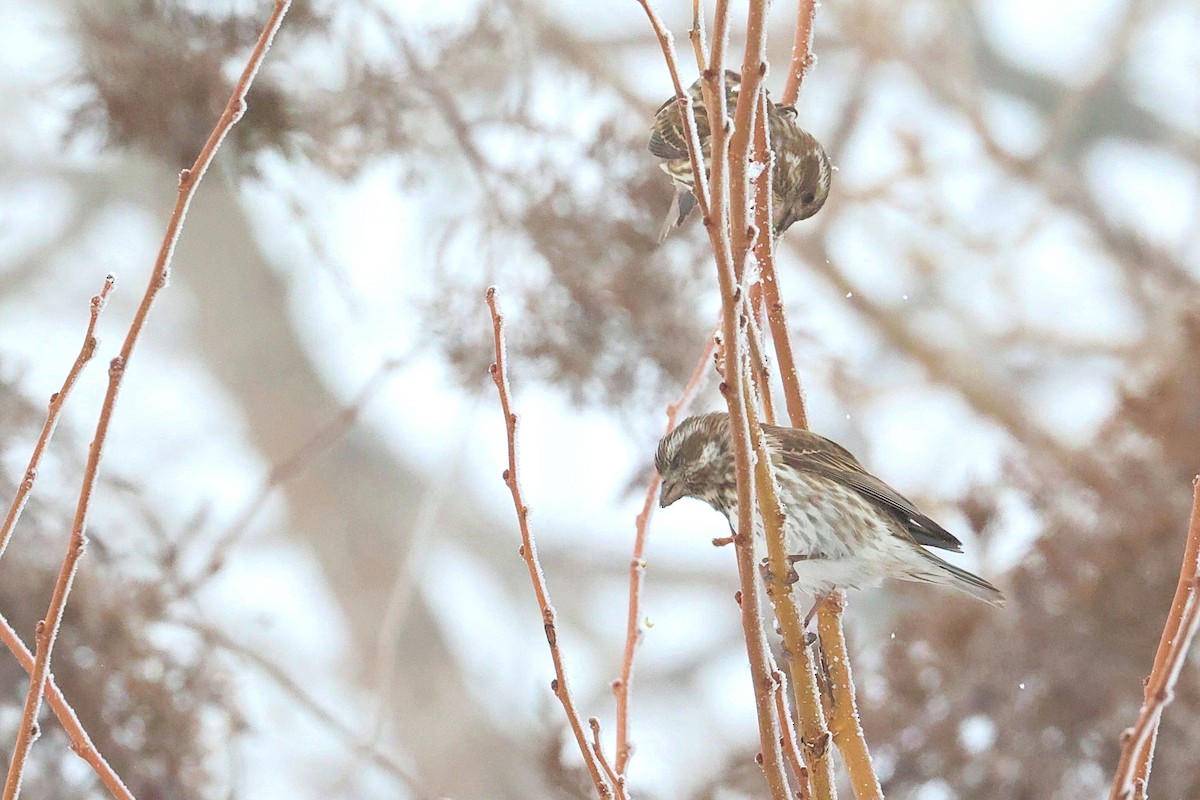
(749, 91, 834, 800)
(485, 287, 613, 799)
(725, 0, 770, 282)
(1, 4, 291, 797)
(635, 0, 712, 223)
(589, 718, 625, 799)
(613, 333, 718, 777)
(747, 9, 879, 794)
(0, 614, 133, 800)
(0, 276, 113, 564)
(638, 1, 794, 795)
(781, 0, 817, 107)
(688, 0, 709, 74)
(1109, 478, 1200, 800)
(746, 292, 777, 425)
(773, 669, 813, 800)
(753, 122, 807, 429)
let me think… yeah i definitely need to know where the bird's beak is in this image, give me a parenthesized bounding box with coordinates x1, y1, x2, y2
(659, 479, 686, 508)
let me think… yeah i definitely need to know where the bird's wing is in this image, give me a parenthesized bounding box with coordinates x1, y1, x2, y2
(649, 99, 696, 160)
(765, 425, 964, 552)
(648, 72, 742, 160)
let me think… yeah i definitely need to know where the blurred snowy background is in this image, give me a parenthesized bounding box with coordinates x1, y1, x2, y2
(1, 0, 1198, 797)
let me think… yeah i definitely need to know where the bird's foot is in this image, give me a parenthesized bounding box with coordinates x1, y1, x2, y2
(760, 555, 810, 586)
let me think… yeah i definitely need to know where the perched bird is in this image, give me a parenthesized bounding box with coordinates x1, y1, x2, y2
(648, 71, 831, 241)
(655, 412, 1004, 605)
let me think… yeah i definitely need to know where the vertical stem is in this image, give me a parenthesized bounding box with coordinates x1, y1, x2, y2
(486, 289, 614, 799)
(747, 9, 880, 797)
(1109, 478, 1200, 800)
(781, 0, 817, 107)
(0, 277, 113, 564)
(614, 335, 717, 777)
(749, 65, 837, 800)
(818, 596, 883, 799)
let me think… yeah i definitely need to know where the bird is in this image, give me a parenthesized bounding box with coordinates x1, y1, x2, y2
(648, 71, 831, 241)
(655, 412, 1004, 606)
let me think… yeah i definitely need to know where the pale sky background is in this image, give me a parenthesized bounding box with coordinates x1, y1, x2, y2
(1, 0, 1198, 797)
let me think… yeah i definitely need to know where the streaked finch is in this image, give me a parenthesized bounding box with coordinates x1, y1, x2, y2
(656, 412, 1004, 606)
(648, 71, 832, 241)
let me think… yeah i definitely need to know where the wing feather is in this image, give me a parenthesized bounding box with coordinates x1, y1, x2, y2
(763, 425, 964, 553)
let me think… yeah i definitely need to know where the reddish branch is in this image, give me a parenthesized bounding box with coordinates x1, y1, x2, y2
(1109, 478, 1200, 800)
(816, 595, 882, 798)
(485, 288, 616, 799)
(746, 20, 883, 797)
(0, 276, 128, 798)
(0, 615, 132, 800)
(744, 386, 834, 800)
(773, 669, 813, 800)
(709, 3, 800, 796)
(752, 99, 807, 431)
(688, 0, 709, 74)
(1, 3, 291, 797)
(590, 717, 624, 794)
(703, 0, 796, 794)
(747, 88, 838, 800)
(613, 334, 717, 776)
(781, 0, 817, 107)
(0, 276, 113, 564)
(635, 0, 712, 223)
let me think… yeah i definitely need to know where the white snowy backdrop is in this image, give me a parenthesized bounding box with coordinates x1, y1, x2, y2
(1, 0, 1198, 798)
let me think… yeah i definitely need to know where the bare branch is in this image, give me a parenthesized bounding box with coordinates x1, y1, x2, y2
(635, 0, 713, 222)
(773, 669, 813, 800)
(614, 332, 718, 776)
(485, 287, 613, 799)
(0, 276, 113, 564)
(1110, 478, 1200, 800)
(1, 4, 291, 797)
(0, 614, 133, 800)
(781, 0, 817, 107)
(589, 718, 625, 798)
(688, 0, 709, 75)
(817, 594, 883, 798)
(752, 98, 806, 431)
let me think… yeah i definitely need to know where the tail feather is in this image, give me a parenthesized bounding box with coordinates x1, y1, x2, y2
(916, 550, 1005, 607)
(657, 189, 697, 242)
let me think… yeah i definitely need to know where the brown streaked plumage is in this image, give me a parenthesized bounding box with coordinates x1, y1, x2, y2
(648, 72, 832, 240)
(655, 412, 1004, 605)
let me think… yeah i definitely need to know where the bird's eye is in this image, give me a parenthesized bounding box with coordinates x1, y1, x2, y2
(802, 192, 816, 205)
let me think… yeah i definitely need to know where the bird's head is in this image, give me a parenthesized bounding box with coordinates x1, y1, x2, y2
(772, 124, 832, 236)
(655, 412, 734, 510)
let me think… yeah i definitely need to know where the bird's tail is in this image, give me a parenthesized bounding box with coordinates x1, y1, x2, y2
(917, 550, 1006, 607)
(658, 188, 697, 242)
